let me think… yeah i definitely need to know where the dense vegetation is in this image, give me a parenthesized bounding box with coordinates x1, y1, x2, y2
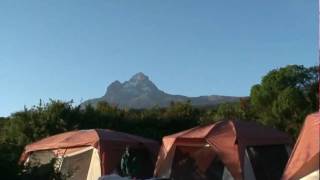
(0, 65, 318, 179)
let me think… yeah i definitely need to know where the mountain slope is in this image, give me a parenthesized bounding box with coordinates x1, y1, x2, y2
(81, 72, 242, 108)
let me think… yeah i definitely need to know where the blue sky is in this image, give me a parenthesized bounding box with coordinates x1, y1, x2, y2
(0, 0, 317, 117)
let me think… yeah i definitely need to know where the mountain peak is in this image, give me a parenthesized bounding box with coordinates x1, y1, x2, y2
(105, 80, 123, 96)
(82, 72, 241, 109)
(104, 72, 158, 98)
(130, 72, 149, 82)
(125, 72, 158, 92)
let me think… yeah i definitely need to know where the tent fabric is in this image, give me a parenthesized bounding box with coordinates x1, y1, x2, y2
(300, 170, 319, 180)
(27, 150, 55, 166)
(243, 150, 255, 180)
(20, 129, 159, 178)
(154, 120, 292, 180)
(20, 130, 100, 162)
(246, 144, 289, 180)
(96, 129, 159, 176)
(86, 148, 102, 180)
(282, 112, 320, 180)
(59, 148, 94, 180)
(58, 147, 101, 180)
(27, 147, 102, 180)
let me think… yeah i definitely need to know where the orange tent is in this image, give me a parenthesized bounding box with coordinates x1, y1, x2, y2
(282, 112, 320, 180)
(154, 120, 292, 180)
(20, 129, 159, 180)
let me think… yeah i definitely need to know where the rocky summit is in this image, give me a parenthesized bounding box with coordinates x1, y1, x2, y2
(81, 72, 241, 109)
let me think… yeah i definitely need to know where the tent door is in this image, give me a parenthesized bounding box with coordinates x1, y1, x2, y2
(244, 150, 256, 180)
(59, 147, 101, 180)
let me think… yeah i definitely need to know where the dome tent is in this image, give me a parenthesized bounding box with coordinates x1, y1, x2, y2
(282, 112, 320, 180)
(154, 120, 292, 180)
(20, 129, 159, 180)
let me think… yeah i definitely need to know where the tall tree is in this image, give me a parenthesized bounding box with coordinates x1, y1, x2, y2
(250, 65, 318, 136)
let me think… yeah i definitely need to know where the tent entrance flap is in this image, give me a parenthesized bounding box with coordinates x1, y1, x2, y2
(246, 144, 288, 180)
(59, 147, 101, 180)
(171, 145, 228, 180)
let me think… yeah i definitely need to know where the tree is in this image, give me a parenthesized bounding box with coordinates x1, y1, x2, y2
(250, 65, 318, 136)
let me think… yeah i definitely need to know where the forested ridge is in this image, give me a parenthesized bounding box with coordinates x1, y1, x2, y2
(0, 65, 318, 179)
